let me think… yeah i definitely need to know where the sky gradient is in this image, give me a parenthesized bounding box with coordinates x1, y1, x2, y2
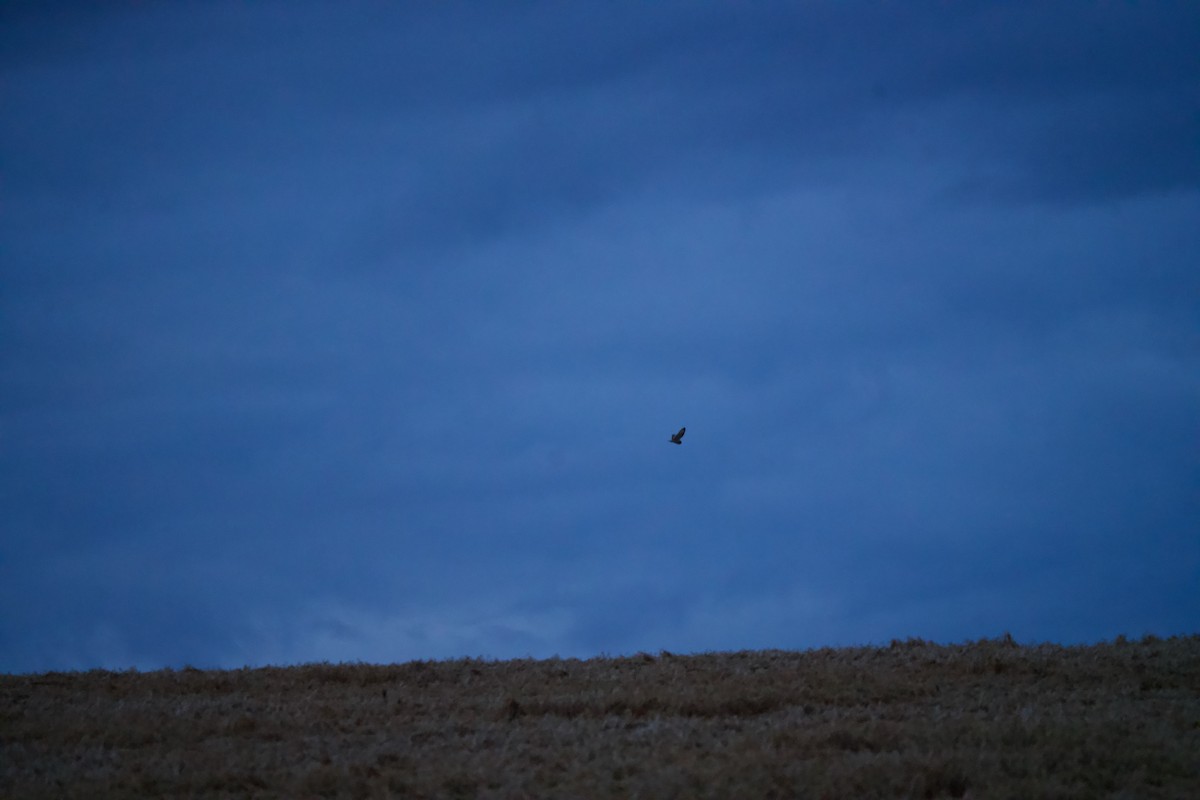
(2, 2, 1198, 673)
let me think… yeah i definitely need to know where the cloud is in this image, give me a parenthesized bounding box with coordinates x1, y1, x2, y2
(1, 2, 1197, 672)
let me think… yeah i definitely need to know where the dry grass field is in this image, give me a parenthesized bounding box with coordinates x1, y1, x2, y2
(2, 634, 1197, 799)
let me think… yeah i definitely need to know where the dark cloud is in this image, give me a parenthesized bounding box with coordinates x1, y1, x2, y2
(2, 2, 1196, 672)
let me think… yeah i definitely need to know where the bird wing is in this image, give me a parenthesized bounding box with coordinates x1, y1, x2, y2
(676, 427, 686, 439)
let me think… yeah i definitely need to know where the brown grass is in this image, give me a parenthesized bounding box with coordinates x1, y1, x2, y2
(2, 634, 1197, 798)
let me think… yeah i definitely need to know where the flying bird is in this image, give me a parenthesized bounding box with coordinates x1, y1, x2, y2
(670, 426, 686, 444)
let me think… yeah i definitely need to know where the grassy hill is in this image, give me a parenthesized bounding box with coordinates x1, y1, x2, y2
(2, 634, 1197, 798)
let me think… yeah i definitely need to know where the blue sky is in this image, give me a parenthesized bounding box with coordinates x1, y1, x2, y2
(2, 2, 1197, 673)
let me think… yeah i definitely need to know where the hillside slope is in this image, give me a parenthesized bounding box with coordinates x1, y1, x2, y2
(3, 635, 1197, 798)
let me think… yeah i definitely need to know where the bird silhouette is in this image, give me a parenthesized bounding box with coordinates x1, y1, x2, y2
(670, 426, 686, 444)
